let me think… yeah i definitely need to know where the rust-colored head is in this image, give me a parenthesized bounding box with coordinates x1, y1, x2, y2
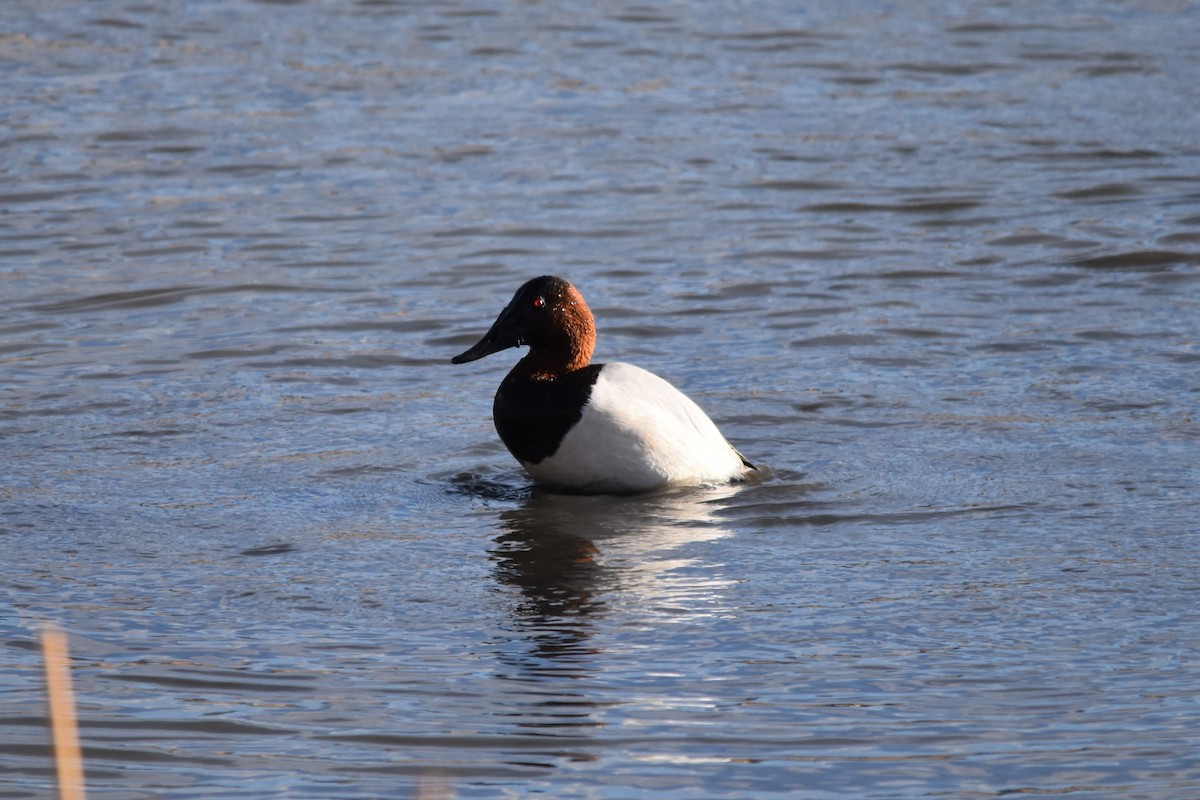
(451, 276, 596, 378)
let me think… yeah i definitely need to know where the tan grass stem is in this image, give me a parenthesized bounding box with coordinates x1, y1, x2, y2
(41, 625, 87, 800)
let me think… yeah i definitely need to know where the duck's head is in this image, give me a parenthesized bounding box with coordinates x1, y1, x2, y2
(451, 275, 596, 375)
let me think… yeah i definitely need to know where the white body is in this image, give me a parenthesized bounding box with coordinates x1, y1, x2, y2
(521, 362, 750, 493)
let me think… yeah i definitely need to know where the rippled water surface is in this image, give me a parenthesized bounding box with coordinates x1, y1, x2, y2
(3, 1, 1199, 797)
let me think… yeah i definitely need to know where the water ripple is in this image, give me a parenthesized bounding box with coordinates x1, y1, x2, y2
(3, 1, 1198, 798)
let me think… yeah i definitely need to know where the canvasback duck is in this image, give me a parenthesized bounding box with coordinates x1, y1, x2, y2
(451, 275, 756, 494)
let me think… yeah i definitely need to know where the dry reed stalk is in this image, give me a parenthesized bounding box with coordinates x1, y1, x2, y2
(41, 625, 87, 800)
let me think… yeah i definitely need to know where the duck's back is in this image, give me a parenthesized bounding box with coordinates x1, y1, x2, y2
(520, 362, 750, 493)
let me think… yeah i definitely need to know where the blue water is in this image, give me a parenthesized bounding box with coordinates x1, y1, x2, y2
(2, 1, 1198, 798)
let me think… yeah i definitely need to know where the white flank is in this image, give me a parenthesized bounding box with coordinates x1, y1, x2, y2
(522, 362, 749, 493)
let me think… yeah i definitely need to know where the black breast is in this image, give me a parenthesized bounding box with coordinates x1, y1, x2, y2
(493, 364, 603, 465)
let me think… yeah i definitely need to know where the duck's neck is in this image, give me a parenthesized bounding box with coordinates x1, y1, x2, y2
(514, 346, 592, 381)
(516, 288, 597, 380)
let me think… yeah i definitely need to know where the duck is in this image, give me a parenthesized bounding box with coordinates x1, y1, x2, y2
(451, 275, 756, 494)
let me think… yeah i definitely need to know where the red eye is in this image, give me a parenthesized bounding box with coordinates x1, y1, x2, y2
(533, 296, 545, 309)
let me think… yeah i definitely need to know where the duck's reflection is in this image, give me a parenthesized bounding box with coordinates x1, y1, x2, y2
(489, 483, 743, 681)
(492, 518, 604, 671)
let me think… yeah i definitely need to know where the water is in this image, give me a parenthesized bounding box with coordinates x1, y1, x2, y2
(2, 1, 1198, 797)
